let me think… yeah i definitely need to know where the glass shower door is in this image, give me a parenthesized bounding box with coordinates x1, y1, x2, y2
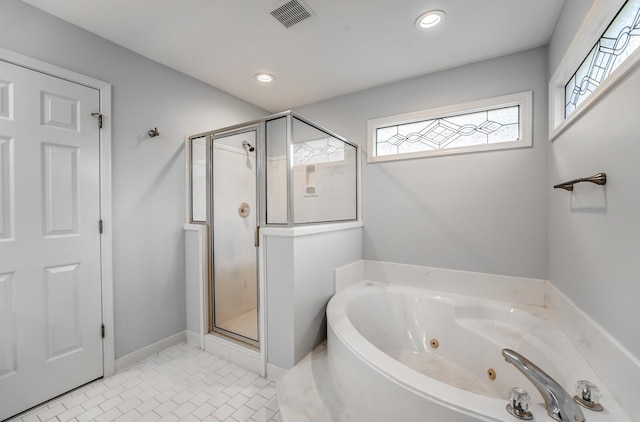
(211, 129, 259, 345)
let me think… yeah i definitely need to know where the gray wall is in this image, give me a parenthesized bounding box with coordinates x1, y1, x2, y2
(548, 0, 640, 359)
(296, 47, 549, 279)
(0, 0, 267, 358)
(547, 0, 596, 75)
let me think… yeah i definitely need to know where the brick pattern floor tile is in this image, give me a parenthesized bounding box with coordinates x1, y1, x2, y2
(8, 343, 281, 422)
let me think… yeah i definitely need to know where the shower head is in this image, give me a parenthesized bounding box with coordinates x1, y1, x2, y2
(242, 141, 255, 152)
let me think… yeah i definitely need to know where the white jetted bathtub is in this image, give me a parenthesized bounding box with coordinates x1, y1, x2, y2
(326, 281, 629, 421)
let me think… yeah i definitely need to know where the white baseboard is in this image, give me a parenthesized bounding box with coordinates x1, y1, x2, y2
(204, 334, 261, 374)
(115, 331, 187, 372)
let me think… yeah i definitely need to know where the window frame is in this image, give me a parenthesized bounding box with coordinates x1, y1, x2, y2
(366, 91, 533, 163)
(549, 0, 640, 140)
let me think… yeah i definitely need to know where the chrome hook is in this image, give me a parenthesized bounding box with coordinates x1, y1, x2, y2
(148, 127, 160, 138)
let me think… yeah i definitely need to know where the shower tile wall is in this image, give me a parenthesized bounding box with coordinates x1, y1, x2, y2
(292, 159, 357, 224)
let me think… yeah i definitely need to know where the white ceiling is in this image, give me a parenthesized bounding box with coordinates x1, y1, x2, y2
(22, 0, 565, 112)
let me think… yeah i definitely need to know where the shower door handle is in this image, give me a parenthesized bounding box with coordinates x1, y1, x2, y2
(255, 226, 260, 248)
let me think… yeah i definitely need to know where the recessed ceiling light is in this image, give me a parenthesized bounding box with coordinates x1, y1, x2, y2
(415, 10, 445, 29)
(255, 73, 275, 83)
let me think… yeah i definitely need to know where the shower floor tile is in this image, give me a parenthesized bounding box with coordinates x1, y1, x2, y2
(217, 307, 258, 341)
(8, 343, 281, 422)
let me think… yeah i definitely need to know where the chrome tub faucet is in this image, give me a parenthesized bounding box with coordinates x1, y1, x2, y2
(502, 349, 585, 422)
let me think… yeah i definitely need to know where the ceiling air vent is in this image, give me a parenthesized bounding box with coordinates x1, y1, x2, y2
(270, 0, 314, 28)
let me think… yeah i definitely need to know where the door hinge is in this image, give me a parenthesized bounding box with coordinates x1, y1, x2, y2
(91, 112, 103, 129)
(99, 219, 104, 234)
(101, 324, 105, 339)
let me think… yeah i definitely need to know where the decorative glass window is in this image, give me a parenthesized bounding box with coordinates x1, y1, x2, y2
(367, 91, 532, 162)
(565, 0, 640, 117)
(550, 0, 640, 139)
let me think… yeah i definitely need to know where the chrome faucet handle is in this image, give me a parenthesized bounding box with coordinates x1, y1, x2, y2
(507, 387, 534, 420)
(574, 380, 604, 411)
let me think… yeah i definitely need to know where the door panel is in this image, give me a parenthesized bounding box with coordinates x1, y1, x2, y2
(44, 263, 82, 360)
(212, 130, 259, 344)
(40, 91, 79, 131)
(42, 143, 79, 236)
(0, 79, 12, 120)
(0, 271, 15, 378)
(0, 135, 13, 240)
(0, 59, 103, 420)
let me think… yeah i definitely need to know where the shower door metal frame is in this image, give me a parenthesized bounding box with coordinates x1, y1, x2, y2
(208, 123, 263, 348)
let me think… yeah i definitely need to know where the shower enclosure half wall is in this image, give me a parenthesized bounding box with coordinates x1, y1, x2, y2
(187, 112, 360, 361)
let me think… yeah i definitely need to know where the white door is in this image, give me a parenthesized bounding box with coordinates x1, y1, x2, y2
(0, 59, 103, 420)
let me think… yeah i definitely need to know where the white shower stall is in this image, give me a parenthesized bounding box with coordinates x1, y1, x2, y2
(185, 112, 362, 373)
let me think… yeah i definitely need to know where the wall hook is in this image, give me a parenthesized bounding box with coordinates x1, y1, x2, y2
(148, 127, 160, 138)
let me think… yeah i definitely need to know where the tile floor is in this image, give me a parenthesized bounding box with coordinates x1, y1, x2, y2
(8, 343, 281, 422)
